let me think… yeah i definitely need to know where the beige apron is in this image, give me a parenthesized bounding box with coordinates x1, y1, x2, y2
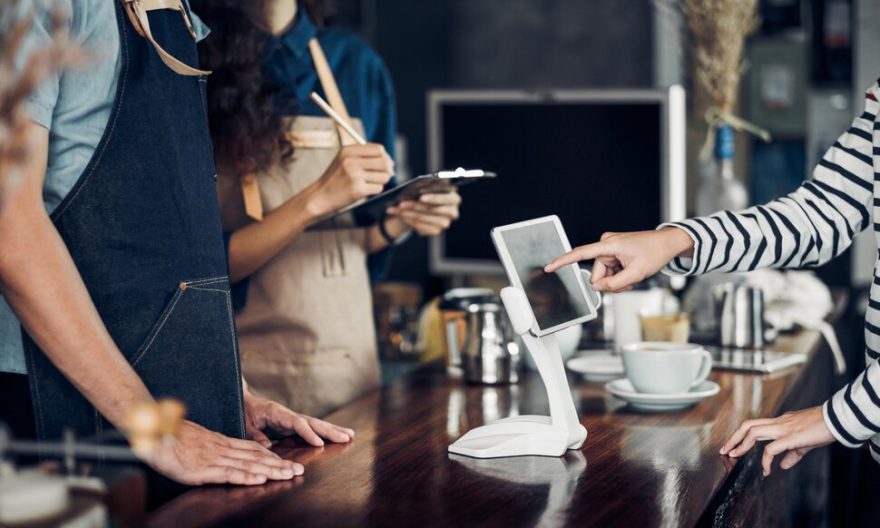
(218, 39, 380, 418)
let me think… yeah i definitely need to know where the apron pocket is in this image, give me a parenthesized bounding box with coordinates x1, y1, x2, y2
(129, 276, 246, 438)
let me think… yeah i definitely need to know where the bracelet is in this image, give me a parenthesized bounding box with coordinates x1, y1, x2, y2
(379, 213, 413, 246)
(379, 213, 398, 245)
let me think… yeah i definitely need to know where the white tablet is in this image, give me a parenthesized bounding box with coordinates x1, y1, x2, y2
(491, 215, 597, 337)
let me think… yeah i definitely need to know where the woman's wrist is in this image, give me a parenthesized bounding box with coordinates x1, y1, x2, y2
(296, 183, 329, 224)
(367, 215, 411, 253)
(661, 226, 695, 258)
(382, 214, 410, 241)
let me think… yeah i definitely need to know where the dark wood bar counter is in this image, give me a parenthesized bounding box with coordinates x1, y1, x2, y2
(148, 322, 842, 528)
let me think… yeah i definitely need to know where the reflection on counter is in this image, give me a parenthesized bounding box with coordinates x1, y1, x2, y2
(449, 451, 587, 527)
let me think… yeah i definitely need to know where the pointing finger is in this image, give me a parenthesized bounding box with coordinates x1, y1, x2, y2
(545, 241, 614, 273)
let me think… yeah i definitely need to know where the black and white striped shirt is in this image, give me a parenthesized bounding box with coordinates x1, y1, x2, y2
(662, 84, 880, 460)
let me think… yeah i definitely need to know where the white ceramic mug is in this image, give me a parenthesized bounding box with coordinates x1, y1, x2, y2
(610, 289, 666, 350)
(621, 342, 713, 394)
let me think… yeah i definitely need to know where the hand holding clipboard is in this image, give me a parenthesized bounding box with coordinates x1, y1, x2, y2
(310, 92, 495, 225)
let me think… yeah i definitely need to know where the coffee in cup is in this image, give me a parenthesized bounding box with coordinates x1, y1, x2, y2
(621, 342, 713, 394)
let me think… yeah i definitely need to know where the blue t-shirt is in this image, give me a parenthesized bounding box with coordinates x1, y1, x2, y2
(0, 0, 209, 374)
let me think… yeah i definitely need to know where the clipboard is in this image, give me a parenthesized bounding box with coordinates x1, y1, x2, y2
(317, 168, 496, 226)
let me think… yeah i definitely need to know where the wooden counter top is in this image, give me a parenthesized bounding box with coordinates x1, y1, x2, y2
(149, 314, 843, 527)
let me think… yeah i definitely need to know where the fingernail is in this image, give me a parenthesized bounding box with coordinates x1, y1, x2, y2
(282, 468, 294, 478)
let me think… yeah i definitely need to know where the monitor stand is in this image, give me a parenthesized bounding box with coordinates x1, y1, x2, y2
(448, 284, 590, 458)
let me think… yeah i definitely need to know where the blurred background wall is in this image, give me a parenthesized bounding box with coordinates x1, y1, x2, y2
(329, 0, 873, 292)
(334, 0, 657, 291)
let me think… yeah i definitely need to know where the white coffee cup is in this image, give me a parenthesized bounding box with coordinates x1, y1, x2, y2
(621, 342, 713, 394)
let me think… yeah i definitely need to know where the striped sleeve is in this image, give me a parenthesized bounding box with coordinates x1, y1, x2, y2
(824, 359, 880, 448)
(659, 86, 878, 277)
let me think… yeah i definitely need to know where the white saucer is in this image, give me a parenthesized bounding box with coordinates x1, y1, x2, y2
(604, 378, 720, 412)
(566, 351, 624, 382)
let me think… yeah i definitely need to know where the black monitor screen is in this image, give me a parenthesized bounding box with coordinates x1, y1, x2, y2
(438, 100, 664, 265)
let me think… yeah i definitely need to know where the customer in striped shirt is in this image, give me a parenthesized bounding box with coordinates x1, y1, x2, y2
(546, 84, 880, 477)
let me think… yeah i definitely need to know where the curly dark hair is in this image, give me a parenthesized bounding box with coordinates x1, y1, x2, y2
(191, 1, 334, 176)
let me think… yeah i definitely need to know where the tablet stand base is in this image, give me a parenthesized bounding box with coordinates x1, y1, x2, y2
(448, 285, 590, 458)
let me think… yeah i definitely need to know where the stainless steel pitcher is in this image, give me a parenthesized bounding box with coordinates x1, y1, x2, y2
(439, 288, 495, 376)
(462, 302, 520, 385)
(715, 283, 765, 348)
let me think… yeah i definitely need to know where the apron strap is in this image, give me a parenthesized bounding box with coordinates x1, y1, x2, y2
(123, 0, 210, 77)
(308, 38, 354, 262)
(308, 38, 358, 146)
(241, 173, 264, 222)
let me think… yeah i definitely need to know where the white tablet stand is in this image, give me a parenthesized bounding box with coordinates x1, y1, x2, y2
(448, 273, 597, 458)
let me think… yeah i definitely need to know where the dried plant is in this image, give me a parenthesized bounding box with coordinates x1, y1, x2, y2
(681, 0, 760, 115)
(0, 3, 86, 204)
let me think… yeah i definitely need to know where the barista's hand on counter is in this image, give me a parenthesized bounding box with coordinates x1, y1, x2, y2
(385, 190, 462, 237)
(544, 228, 695, 293)
(720, 405, 835, 477)
(243, 390, 355, 448)
(147, 420, 301, 486)
(306, 144, 394, 218)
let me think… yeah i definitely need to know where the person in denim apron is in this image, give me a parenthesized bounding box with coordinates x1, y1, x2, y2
(0, 0, 352, 486)
(195, 1, 463, 417)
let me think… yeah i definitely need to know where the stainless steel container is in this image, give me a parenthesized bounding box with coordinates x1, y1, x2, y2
(439, 288, 495, 376)
(717, 284, 765, 348)
(462, 303, 520, 385)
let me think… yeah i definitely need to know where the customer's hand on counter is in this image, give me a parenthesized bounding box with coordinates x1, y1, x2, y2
(544, 227, 695, 293)
(147, 420, 301, 486)
(386, 190, 462, 237)
(243, 390, 355, 448)
(719, 405, 835, 476)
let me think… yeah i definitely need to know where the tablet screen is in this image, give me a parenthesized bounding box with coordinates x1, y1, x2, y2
(497, 220, 593, 332)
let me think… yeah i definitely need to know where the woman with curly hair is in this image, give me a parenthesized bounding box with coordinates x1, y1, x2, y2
(193, 0, 462, 417)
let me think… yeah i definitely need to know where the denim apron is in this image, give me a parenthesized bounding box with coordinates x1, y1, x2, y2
(22, 0, 246, 442)
(216, 40, 379, 418)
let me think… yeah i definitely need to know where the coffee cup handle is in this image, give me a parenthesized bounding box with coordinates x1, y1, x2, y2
(690, 349, 713, 389)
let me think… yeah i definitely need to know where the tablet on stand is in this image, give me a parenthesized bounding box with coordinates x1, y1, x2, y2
(448, 215, 599, 458)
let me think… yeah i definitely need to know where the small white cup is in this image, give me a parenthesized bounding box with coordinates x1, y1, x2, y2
(610, 289, 666, 349)
(621, 342, 713, 394)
